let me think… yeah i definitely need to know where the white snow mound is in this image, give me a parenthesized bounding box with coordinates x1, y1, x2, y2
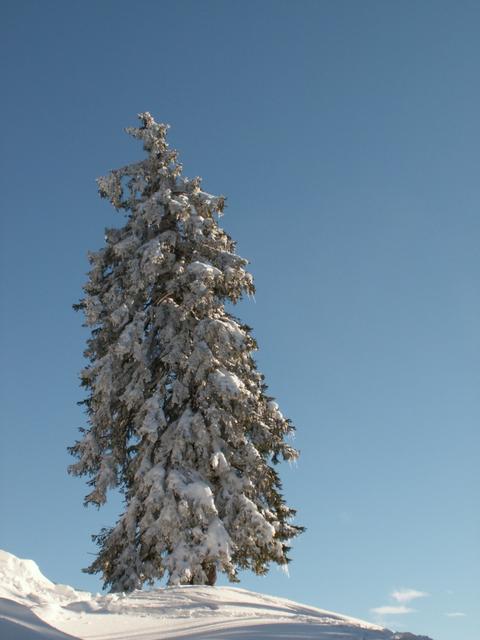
(0, 549, 55, 597)
(0, 550, 433, 640)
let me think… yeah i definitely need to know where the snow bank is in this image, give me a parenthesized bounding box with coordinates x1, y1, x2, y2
(0, 550, 90, 608)
(0, 550, 433, 640)
(0, 598, 78, 639)
(0, 550, 55, 599)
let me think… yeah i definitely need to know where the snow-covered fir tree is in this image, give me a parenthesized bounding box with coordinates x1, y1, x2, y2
(69, 113, 303, 592)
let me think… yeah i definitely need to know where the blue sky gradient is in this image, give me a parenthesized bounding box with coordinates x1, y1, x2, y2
(1, 2, 479, 639)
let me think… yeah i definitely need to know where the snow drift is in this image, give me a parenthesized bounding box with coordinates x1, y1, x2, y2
(0, 550, 433, 640)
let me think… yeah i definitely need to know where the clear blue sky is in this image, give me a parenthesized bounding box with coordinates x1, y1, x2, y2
(1, 2, 478, 639)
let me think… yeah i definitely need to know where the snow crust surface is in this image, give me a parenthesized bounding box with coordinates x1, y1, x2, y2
(0, 550, 432, 640)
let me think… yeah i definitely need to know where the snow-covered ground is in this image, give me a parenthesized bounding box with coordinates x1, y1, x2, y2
(0, 550, 432, 640)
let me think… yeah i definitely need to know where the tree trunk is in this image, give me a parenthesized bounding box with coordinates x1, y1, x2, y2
(203, 562, 217, 586)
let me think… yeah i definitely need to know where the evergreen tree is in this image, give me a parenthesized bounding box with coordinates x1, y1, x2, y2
(69, 113, 303, 592)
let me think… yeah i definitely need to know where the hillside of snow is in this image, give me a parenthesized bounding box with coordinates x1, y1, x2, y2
(0, 550, 433, 640)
